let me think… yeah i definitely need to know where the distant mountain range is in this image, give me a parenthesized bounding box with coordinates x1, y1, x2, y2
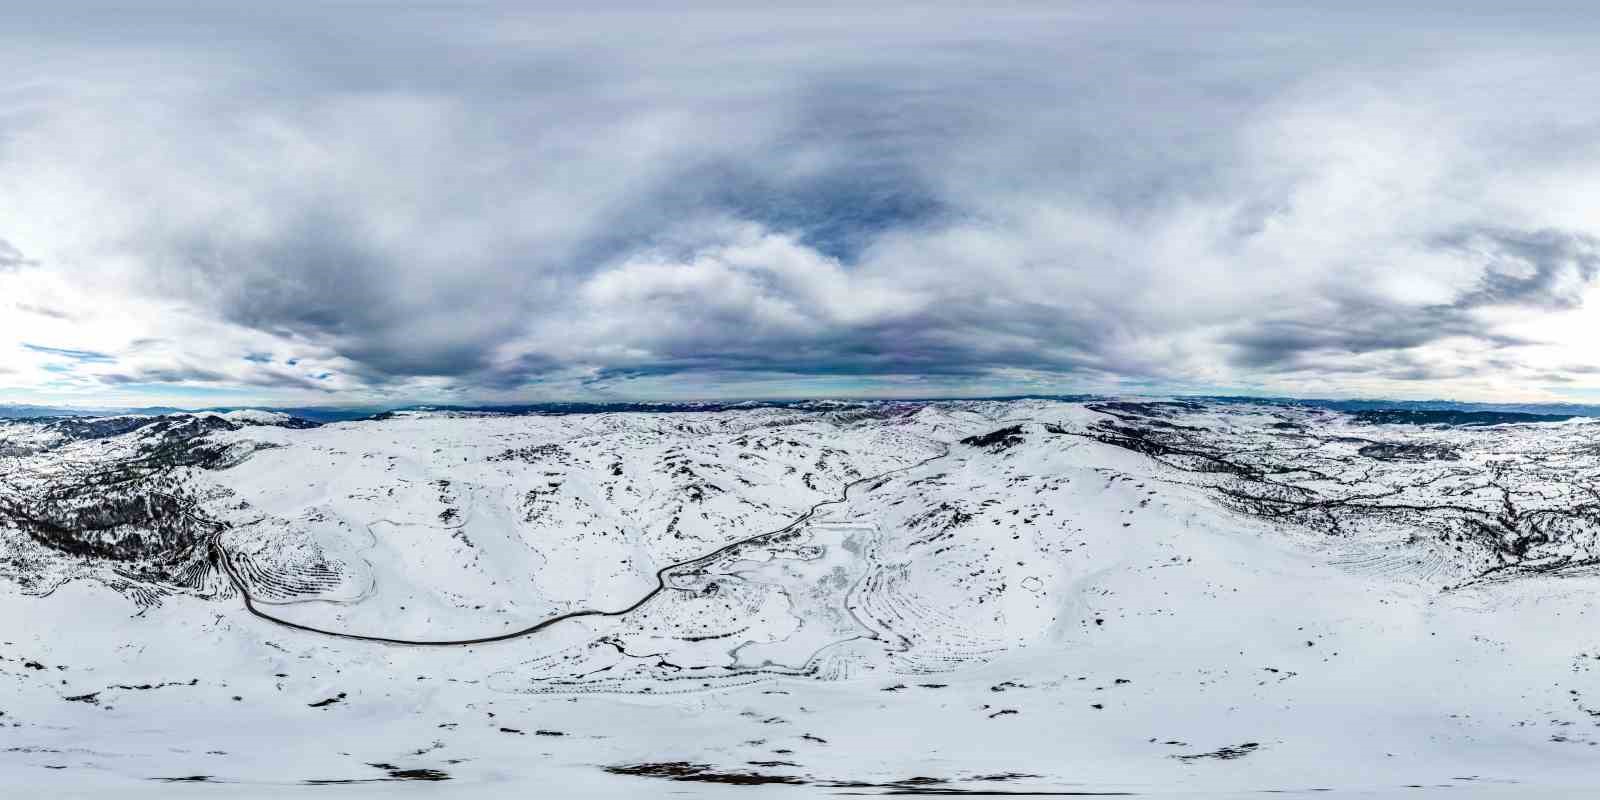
(6, 394, 1600, 423)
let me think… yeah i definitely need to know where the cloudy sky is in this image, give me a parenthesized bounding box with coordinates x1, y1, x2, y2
(5, 2, 1600, 407)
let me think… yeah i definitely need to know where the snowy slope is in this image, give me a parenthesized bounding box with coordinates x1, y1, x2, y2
(4, 400, 1600, 796)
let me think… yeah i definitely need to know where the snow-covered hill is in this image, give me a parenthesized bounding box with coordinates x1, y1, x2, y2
(4, 400, 1600, 796)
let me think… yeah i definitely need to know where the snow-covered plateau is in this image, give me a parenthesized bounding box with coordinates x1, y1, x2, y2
(5, 398, 1600, 797)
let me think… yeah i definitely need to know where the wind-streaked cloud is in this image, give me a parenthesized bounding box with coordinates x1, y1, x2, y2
(0, 239, 35, 271)
(3, 2, 1600, 407)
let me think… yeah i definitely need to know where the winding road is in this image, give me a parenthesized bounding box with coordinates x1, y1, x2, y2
(209, 443, 953, 647)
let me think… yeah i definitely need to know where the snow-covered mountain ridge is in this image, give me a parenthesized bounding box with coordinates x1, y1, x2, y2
(4, 399, 1600, 796)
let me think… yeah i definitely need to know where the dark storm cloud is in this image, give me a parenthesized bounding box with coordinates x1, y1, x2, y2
(174, 216, 534, 379)
(653, 301, 1111, 378)
(99, 364, 332, 391)
(1225, 303, 1527, 371)
(99, 367, 229, 386)
(1444, 228, 1600, 311)
(1224, 227, 1597, 372)
(7, 2, 1600, 402)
